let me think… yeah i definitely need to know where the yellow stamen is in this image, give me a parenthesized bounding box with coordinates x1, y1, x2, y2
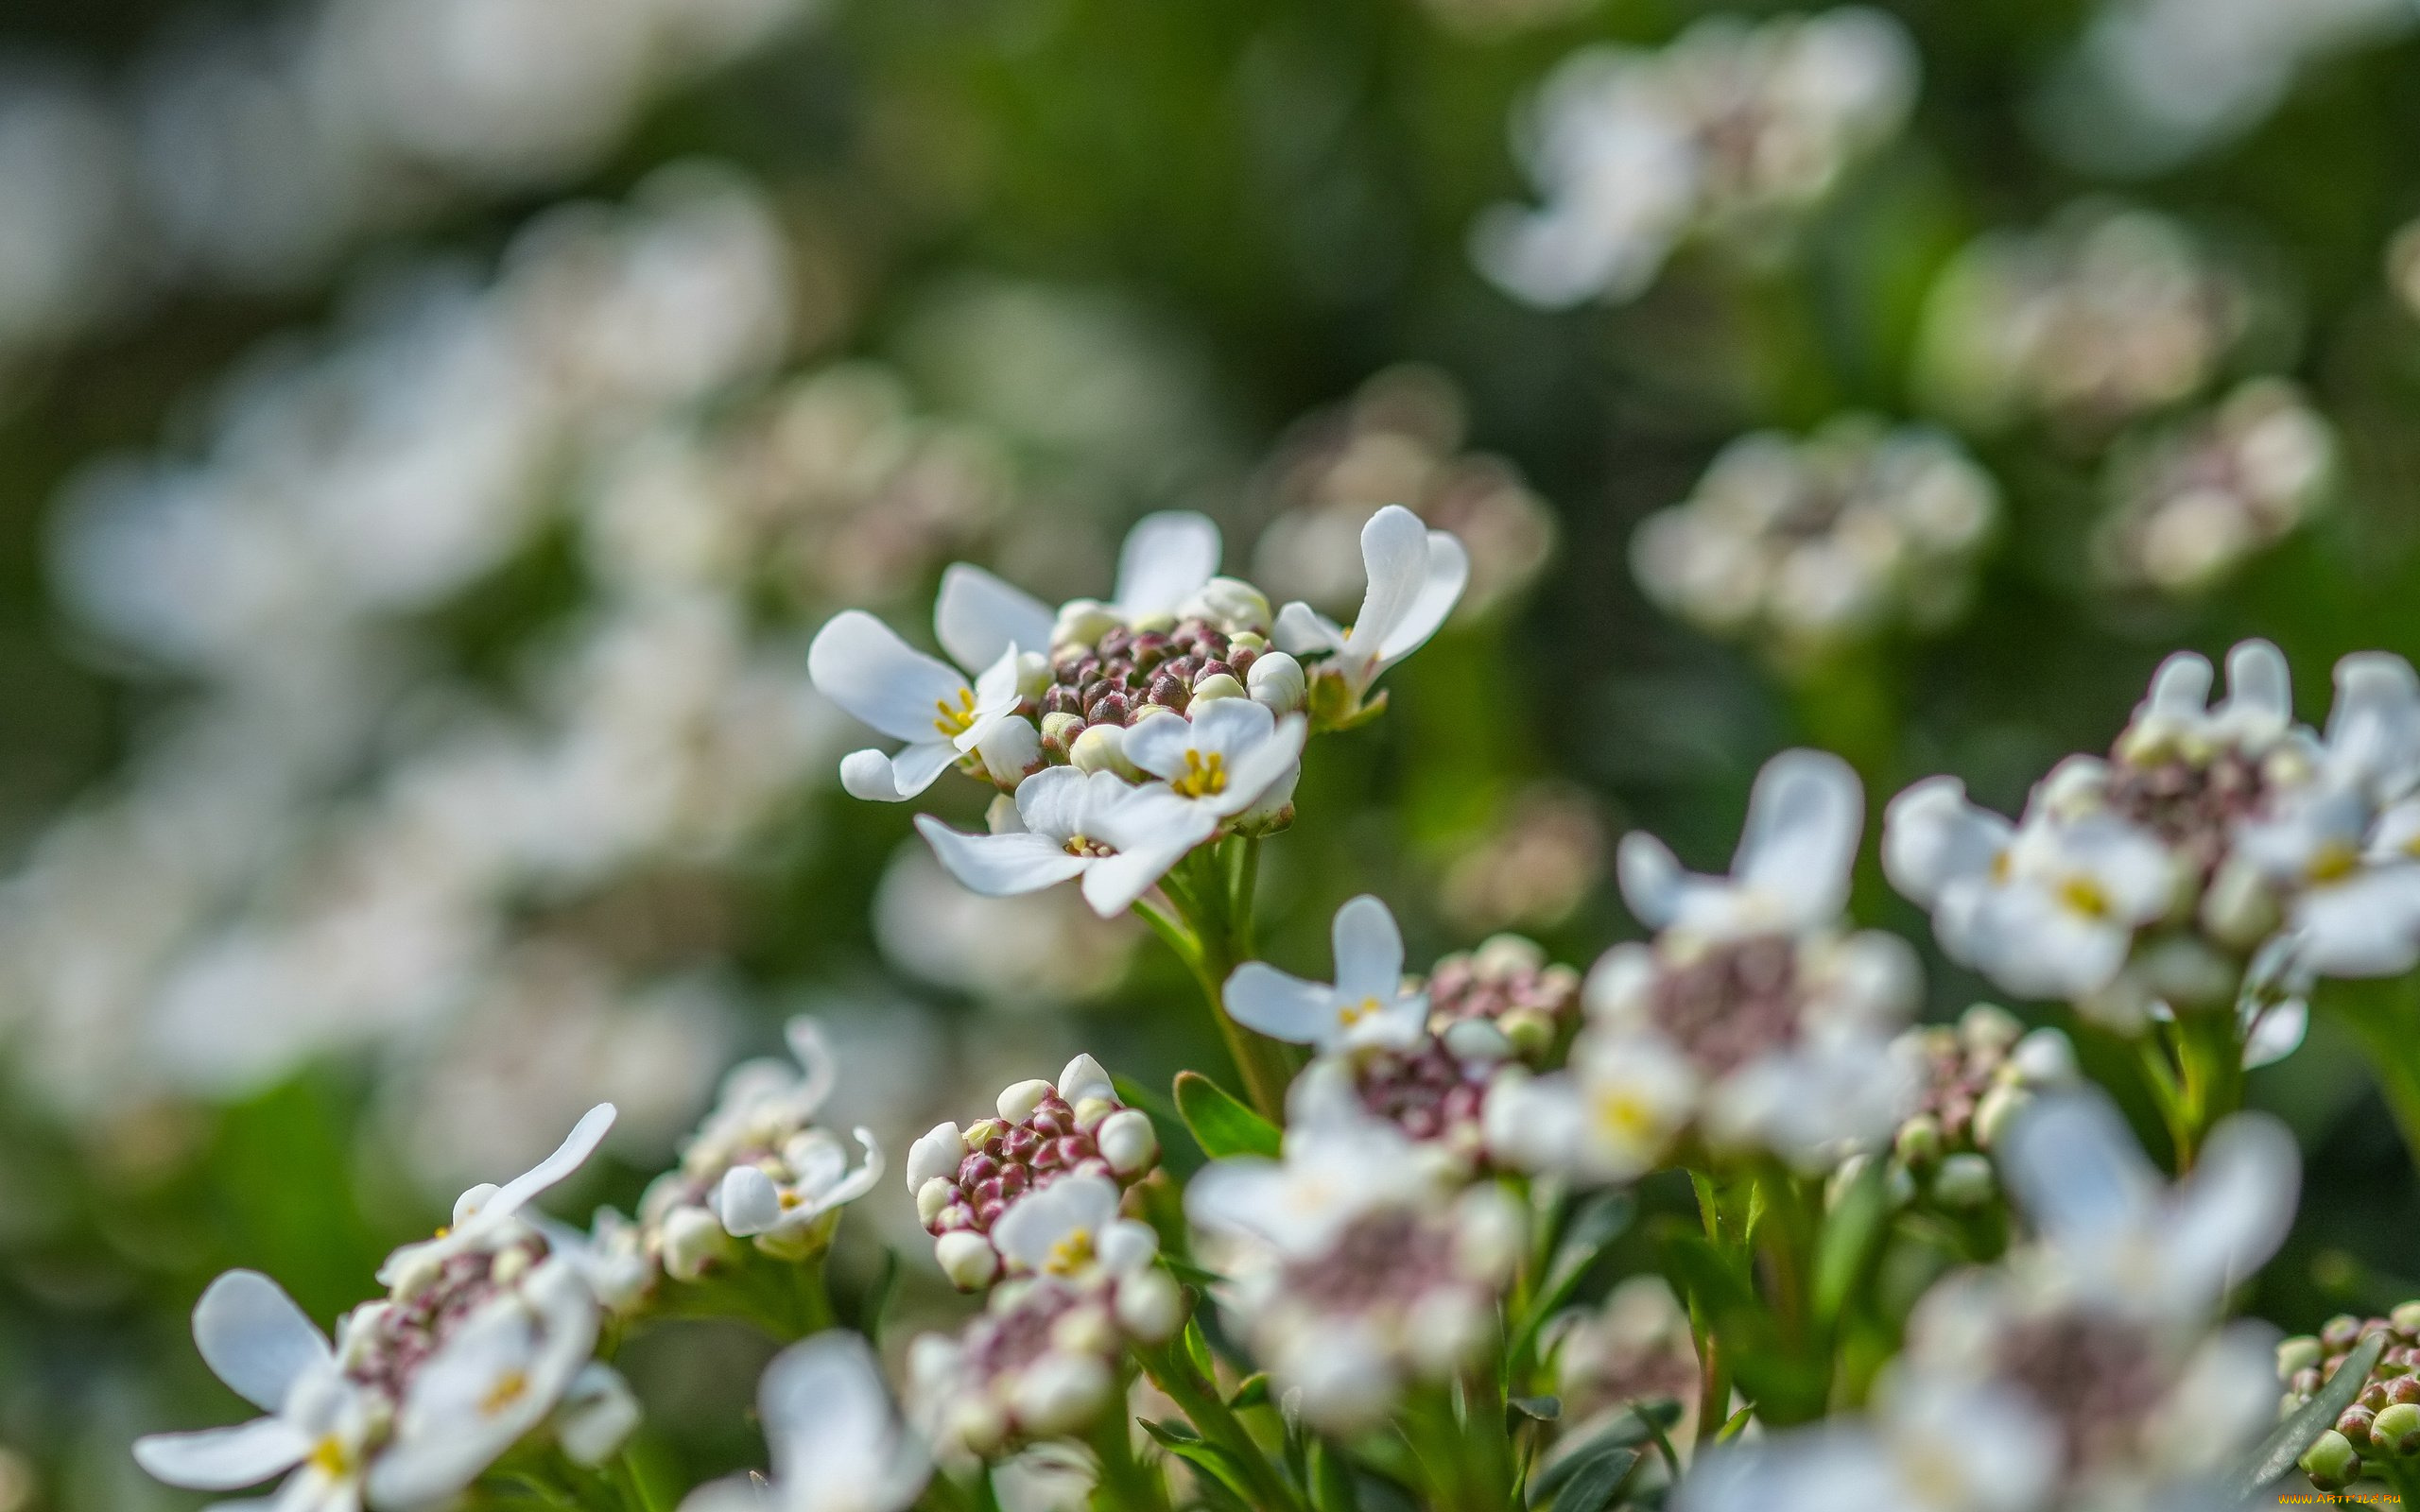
(2058, 875, 2110, 919)
(1593, 1089, 1663, 1145)
(1046, 1228, 1096, 1276)
(1172, 749, 1228, 799)
(1337, 996, 1382, 1027)
(480, 1369, 530, 1417)
(2308, 840, 2360, 884)
(309, 1436, 354, 1477)
(932, 686, 977, 737)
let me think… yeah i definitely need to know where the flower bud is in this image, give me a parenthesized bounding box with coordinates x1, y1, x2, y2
(1247, 651, 1306, 714)
(1068, 723, 1133, 776)
(2380, 1402, 2420, 1457)
(917, 1177, 958, 1227)
(1973, 1084, 2029, 1150)
(944, 1397, 1010, 1458)
(1187, 577, 1272, 635)
(936, 1230, 1002, 1291)
(1116, 1270, 1185, 1343)
(908, 1122, 968, 1191)
(1958, 1003, 2024, 1054)
(1013, 650, 1051, 699)
(663, 1205, 732, 1281)
(997, 1078, 1054, 1125)
(2201, 855, 2281, 949)
(1013, 1351, 1113, 1436)
(1498, 1007, 1557, 1062)
(2301, 1428, 2359, 1490)
(1931, 1153, 1995, 1209)
(2279, 1336, 2324, 1377)
(1041, 711, 1085, 757)
(976, 717, 1042, 786)
(2008, 1027, 2078, 1086)
(985, 794, 1022, 834)
(1406, 1291, 1492, 1375)
(1098, 1108, 1159, 1177)
(490, 1245, 533, 1288)
(1053, 599, 1120, 648)
(1071, 1095, 1117, 1133)
(1190, 672, 1246, 704)
(1894, 1115, 1944, 1169)
(1441, 1018, 1513, 1064)
(2339, 1404, 2378, 1456)
(2394, 1302, 2420, 1338)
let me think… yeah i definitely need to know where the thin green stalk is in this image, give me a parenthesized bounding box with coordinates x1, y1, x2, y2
(1457, 1370, 1516, 1512)
(1138, 846, 1296, 1120)
(1137, 1338, 1308, 1512)
(1087, 1401, 1174, 1512)
(1686, 1175, 1733, 1451)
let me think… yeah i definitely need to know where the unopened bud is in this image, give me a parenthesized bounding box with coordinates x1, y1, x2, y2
(1013, 1351, 1113, 1436)
(2301, 1428, 2359, 1491)
(2378, 1402, 2420, 1458)
(1053, 599, 1119, 649)
(1190, 672, 1246, 704)
(936, 1230, 1001, 1291)
(1115, 1269, 1185, 1343)
(1041, 711, 1085, 757)
(985, 793, 1021, 833)
(1958, 1003, 2023, 1054)
(917, 1177, 958, 1227)
(997, 1078, 1053, 1124)
(1068, 723, 1133, 777)
(490, 1245, 533, 1288)
(1894, 1115, 1944, 1169)
(2279, 1336, 2325, 1377)
(1499, 1006, 1557, 1062)
(1098, 1108, 1159, 1177)
(2009, 1026, 2078, 1086)
(2201, 856, 2282, 949)
(1974, 1084, 2029, 1150)
(1187, 577, 1272, 634)
(1441, 1018, 1514, 1064)
(977, 716, 1042, 787)
(1931, 1153, 1995, 1209)
(663, 1205, 732, 1281)
(2394, 1302, 2420, 1338)
(1248, 651, 1306, 714)
(2339, 1404, 2379, 1456)
(908, 1122, 967, 1191)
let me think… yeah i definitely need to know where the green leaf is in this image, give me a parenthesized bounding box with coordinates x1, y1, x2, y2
(1140, 1418, 1259, 1511)
(1175, 1070, 1283, 1160)
(1715, 1407, 1754, 1442)
(1308, 1438, 1361, 1512)
(1229, 1372, 1271, 1409)
(1811, 1160, 1891, 1332)
(1508, 1394, 1561, 1423)
(1529, 1436, 1641, 1512)
(2225, 1330, 2386, 1499)
(858, 1247, 902, 1351)
(1526, 1407, 1674, 1503)
(1181, 1312, 1219, 1385)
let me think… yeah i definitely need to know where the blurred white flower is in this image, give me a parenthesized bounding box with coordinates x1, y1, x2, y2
(1633, 418, 1998, 658)
(1477, 9, 1916, 306)
(680, 1332, 931, 1512)
(2095, 378, 2334, 595)
(1224, 894, 1430, 1053)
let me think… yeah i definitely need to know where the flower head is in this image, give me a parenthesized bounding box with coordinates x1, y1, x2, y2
(2095, 378, 2334, 596)
(1223, 894, 1430, 1053)
(808, 610, 1035, 803)
(914, 765, 1218, 919)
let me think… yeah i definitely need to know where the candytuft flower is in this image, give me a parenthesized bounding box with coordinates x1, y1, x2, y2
(1121, 696, 1306, 822)
(678, 1332, 930, 1512)
(1223, 894, 1429, 1053)
(808, 610, 1033, 802)
(914, 766, 1217, 919)
(1273, 504, 1469, 712)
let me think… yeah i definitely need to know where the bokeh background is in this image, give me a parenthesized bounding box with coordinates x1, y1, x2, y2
(3, 0, 2420, 1504)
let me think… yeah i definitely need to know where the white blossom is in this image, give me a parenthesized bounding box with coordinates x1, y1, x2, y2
(914, 766, 1218, 919)
(1272, 504, 1470, 703)
(680, 1333, 930, 1512)
(1224, 894, 1430, 1053)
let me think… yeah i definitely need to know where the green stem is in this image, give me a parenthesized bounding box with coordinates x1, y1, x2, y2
(1139, 845, 1297, 1121)
(1686, 1175, 1733, 1450)
(1137, 1338, 1308, 1512)
(2171, 1009, 2245, 1170)
(1457, 1371, 1516, 1512)
(1087, 1400, 1174, 1512)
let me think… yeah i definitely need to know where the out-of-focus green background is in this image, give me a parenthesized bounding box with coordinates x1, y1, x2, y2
(3, 0, 2420, 1504)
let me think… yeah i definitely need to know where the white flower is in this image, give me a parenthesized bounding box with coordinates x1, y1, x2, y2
(717, 1125, 886, 1254)
(1273, 505, 1469, 701)
(1616, 748, 1861, 941)
(914, 766, 1218, 918)
(680, 1332, 930, 1512)
(990, 1173, 1163, 1286)
(1483, 1033, 1698, 1183)
(1223, 894, 1429, 1052)
(1884, 776, 2175, 1004)
(1677, 1377, 2059, 1512)
(1184, 1111, 1449, 1261)
(808, 610, 1031, 802)
(133, 1270, 375, 1509)
(1998, 1091, 2297, 1321)
(1121, 697, 1305, 820)
(379, 1103, 618, 1288)
(368, 1258, 602, 1508)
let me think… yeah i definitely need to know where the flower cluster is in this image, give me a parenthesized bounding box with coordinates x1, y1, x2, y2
(904, 1055, 1162, 1290)
(2093, 377, 2335, 595)
(1915, 203, 2248, 438)
(814, 505, 1466, 916)
(1491, 749, 1921, 1180)
(1630, 416, 2000, 659)
(1872, 1004, 2080, 1211)
(136, 1108, 640, 1509)
(906, 1175, 1185, 1457)
(1478, 9, 1918, 306)
(1187, 1112, 1524, 1433)
(1887, 639, 2420, 1040)
(2281, 1307, 2420, 1490)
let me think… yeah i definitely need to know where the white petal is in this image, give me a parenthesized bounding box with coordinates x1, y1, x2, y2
(1881, 776, 2009, 908)
(761, 1332, 926, 1505)
(1272, 600, 1346, 659)
(1113, 511, 1222, 622)
(993, 1175, 1121, 1272)
(675, 1477, 762, 1512)
(1374, 528, 1470, 663)
(1220, 716, 1307, 815)
(915, 816, 1090, 897)
(2241, 999, 2307, 1069)
(2142, 649, 2215, 723)
(1223, 964, 1340, 1044)
(838, 742, 958, 802)
(717, 1165, 786, 1237)
(2169, 1111, 2298, 1297)
(193, 1271, 332, 1415)
(935, 564, 1054, 675)
(2294, 866, 2420, 977)
(1077, 833, 1197, 917)
(486, 1104, 617, 1222)
(1731, 750, 1861, 921)
(1012, 765, 1098, 843)
(1057, 1054, 1115, 1105)
(2221, 640, 2291, 734)
(1346, 506, 1432, 662)
(1330, 895, 1406, 1004)
(1997, 1092, 2159, 1250)
(2326, 651, 2420, 793)
(133, 1419, 309, 1490)
(807, 611, 972, 743)
(1615, 832, 1684, 928)
(782, 1018, 837, 1117)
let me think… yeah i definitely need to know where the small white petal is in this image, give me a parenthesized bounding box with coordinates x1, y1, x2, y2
(1113, 511, 1222, 623)
(133, 1418, 310, 1490)
(1329, 895, 1406, 1004)
(1223, 964, 1339, 1044)
(935, 564, 1055, 676)
(916, 816, 1092, 897)
(192, 1271, 332, 1415)
(808, 610, 974, 743)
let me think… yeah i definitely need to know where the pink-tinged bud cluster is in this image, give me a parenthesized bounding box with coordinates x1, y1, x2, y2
(1343, 1040, 1498, 1161)
(2278, 1307, 2420, 1485)
(907, 1055, 1160, 1291)
(1881, 1004, 2077, 1209)
(1043, 618, 1266, 730)
(346, 1235, 552, 1400)
(1422, 935, 1582, 1061)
